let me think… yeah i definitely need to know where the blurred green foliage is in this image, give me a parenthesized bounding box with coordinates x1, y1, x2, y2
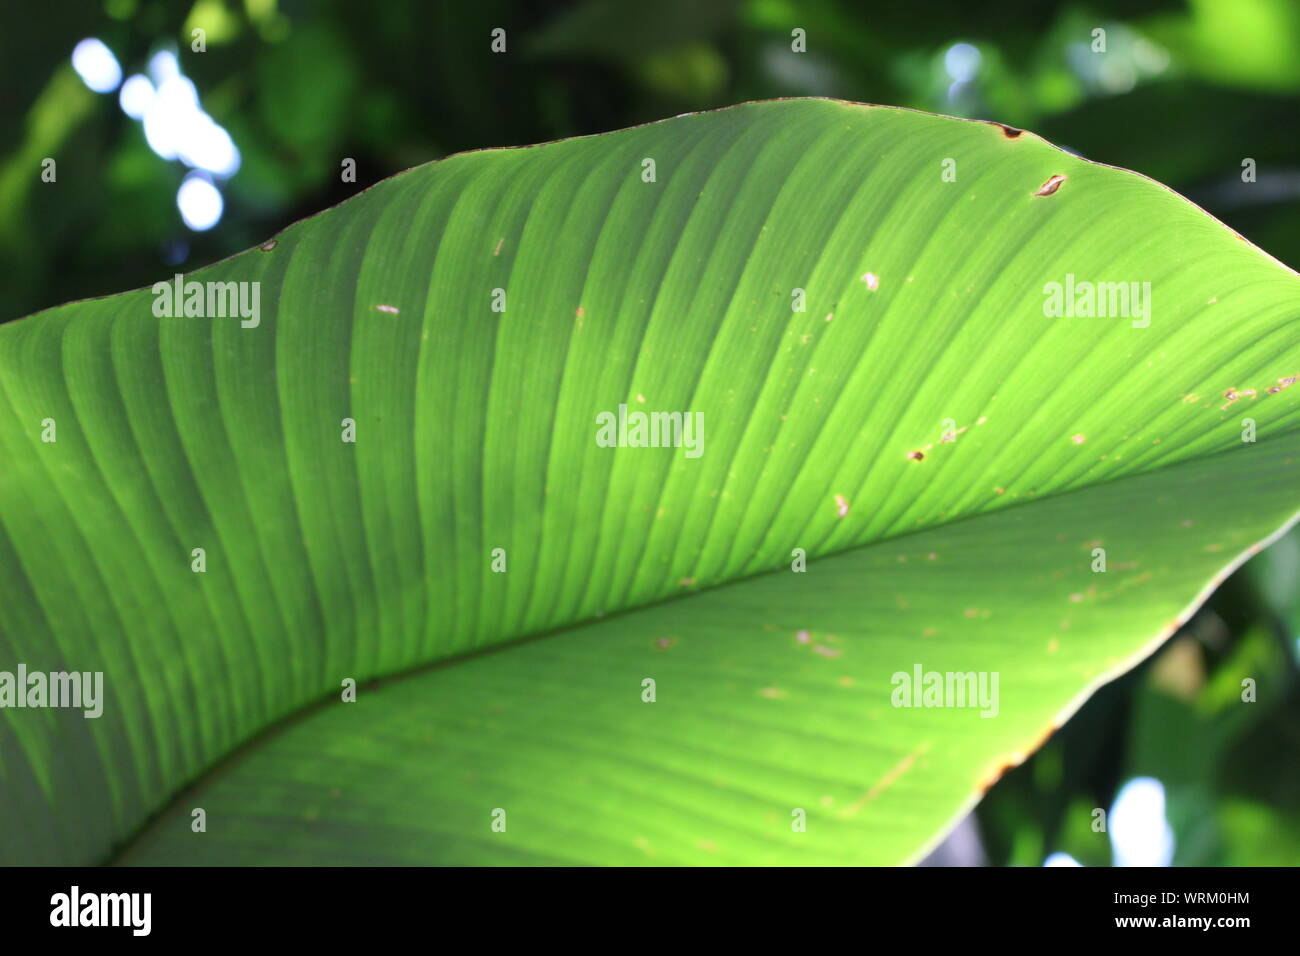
(1, 0, 1297, 866)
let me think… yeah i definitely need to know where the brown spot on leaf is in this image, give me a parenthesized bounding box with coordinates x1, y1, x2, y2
(977, 725, 1057, 793)
(1033, 175, 1067, 197)
(1221, 387, 1256, 409)
(987, 121, 1023, 138)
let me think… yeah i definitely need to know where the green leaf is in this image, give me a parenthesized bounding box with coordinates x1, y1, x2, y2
(2, 98, 1298, 866)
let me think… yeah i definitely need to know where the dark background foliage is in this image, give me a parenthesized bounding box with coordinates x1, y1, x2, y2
(2, 0, 1297, 865)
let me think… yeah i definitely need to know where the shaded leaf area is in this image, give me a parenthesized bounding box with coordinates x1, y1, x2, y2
(1, 100, 1298, 865)
(116, 438, 1300, 865)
